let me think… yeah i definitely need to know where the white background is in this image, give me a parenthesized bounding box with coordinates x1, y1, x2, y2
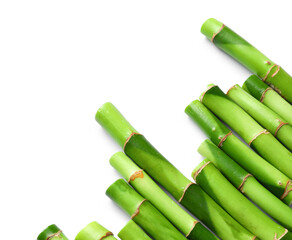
(1, 0, 292, 239)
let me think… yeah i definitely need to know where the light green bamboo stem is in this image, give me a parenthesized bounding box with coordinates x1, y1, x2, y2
(243, 75, 292, 125)
(185, 100, 292, 205)
(227, 84, 292, 151)
(106, 179, 187, 240)
(110, 152, 217, 240)
(201, 18, 292, 103)
(118, 220, 151, 240)
(201, 85, 292, 179)
(96, 102, 256, 240)
(198, 139, 292, 231)
(75, 222, 117, 240)
(192, 160, 292, 240)
(38, 225, 69, 240)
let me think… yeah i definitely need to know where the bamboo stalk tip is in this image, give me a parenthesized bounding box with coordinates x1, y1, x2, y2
(110, 152, 126, 165)
(201, 18, 224, 41)
(200, 84, 216, 102)
(37, 224, 62, 240)
(75, 221, 113, 240)
(95, 102, 138, 148)
(184, 99, 200, 115)
(226, 84, 239, 95)
(95, 102, 114, 123)
(192, 159, 211, 181)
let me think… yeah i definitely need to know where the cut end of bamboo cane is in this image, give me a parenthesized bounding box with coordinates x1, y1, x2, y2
(75, 221, 114, 240)
(192, 159, 211, 182)
(37, 224, 62, 240)
(201, 18, 224, 41)
(200, 84, 216, 102)
(226, 84, 239, 96)
(185, 100, 199, 115)
(95, 102, 138, 148)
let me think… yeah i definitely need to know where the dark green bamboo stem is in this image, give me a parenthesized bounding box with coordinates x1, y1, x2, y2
(96, 102, 256, 240)
(38, 225, 69, 240)
(200, 85, 292, 179)
(110, 152, 217, 240)
(192, 160, 292, 240)
(106, 179, 187, 240)
(75, 222, 116, 240)
(185, 100, 292, 205)
(198, 139, 292, 231)
(201, 18, 292, 103)
(227, 84, 292, 151)
(118, 220, 151, 240)
(243, 75, 292, 125)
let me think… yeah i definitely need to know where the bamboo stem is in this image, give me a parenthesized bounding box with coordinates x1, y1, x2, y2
(185, 100, 292, 205)
(118, 220, 151, 240)
(198, 139, 292, 231)
(110, 152, 217, 240)
(227, 84, 292, 151)
(201, 18, 292, 103)
(106, 179, 187, 240)
(243, 75, 292, 125)
(96, 102, 255, 240)
(37, 225, 69, 240)
(192, 160, 292, 240)
(200, 85, 292, 179)
(75, 222, 116, 240)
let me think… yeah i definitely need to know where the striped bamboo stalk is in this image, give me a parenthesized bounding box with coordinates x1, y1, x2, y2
(200, 85, 292, 179)
(110, 152, 217, 240)
(96, 102, 255, 240)
(192, 160, 292, 240)
(201, 18, 292, 103)
(185, 100, 292, 205)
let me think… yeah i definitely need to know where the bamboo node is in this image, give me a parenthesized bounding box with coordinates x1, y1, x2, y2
(46, 231, 63, 240)
(274, 229, 288, 240)
(280, 180, 292, 200)
(248, 129, 269, 146)
(226, 84, 237, 96)
(178, 182, 195, 203)
(186, 221, 198, 237)
(218, 131, 233, 148)
(200, 85, 218, 102)
(274, 120, 289, 136)
(193, 161, 211, 182)
(123, 132, 142, 150)
(100, 232, 114, 240)
(263, 64, 280, 82)
(128, 170, 144, 182)
(260, 87, 273, 102)
(238, 173, 253, 192)
(211, 24, 225, 43)
(131, 199, 147, 219)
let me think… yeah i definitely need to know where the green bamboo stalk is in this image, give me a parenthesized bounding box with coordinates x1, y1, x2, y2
(243, 75, 292, 125)
(37, 224, 69, 240)
(227, 84, 292, 151)
(118, 220, 151, 240)
(185, 100, 292, 205)
(198, 139, 292, 231)
(96, 102, 256, 240)
(192, 160, 292, 240)
(201, 18, 292, 103)
(201, 85, 292, 179)
(106, 179, 187, 240)
(75, 222, 116, 240)
(110, 152, 217, 240)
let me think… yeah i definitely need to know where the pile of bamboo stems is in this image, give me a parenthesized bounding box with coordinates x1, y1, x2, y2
(38, 18, 292, 240)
